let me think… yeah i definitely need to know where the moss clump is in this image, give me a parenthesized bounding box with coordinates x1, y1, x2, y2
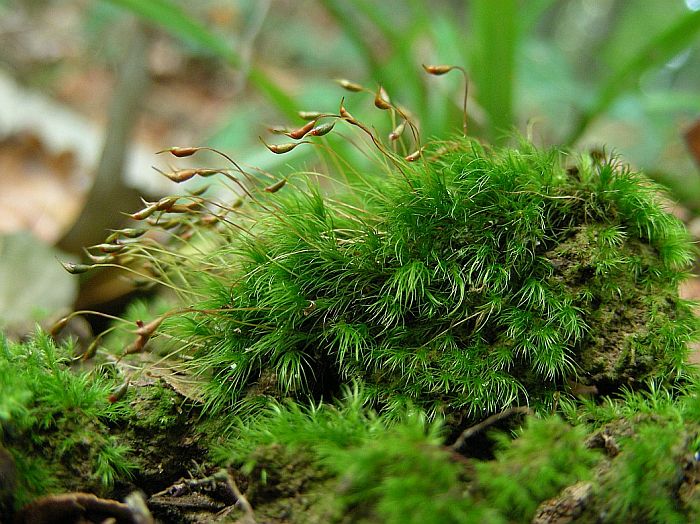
(212, 382, 700, 523)
(25, 115, 700, 519)
(559, 382, 700, 523)
(214, 394, 599, 523)
(158, 138, 696, 419)
(475, 416, 598, 519)
(0, 332, 136, 509)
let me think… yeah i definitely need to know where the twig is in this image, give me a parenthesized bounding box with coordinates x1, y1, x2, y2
(150, 468, 256, 522)
(124, 491, 154, 524)
(152, 470, 220, 498)
(450, 406, 533, 451)
(15, 493, 140, 523)
(219, 469, 257, 524)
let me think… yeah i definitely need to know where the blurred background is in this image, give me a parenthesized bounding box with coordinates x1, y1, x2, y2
(1, 0, 699, 338)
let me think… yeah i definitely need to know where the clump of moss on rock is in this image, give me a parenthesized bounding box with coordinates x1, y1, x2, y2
(31, 116, 700, 521)
(0, 330, 216, 521)
(160, 137, 697, 419)
(213, 395, 599, 524)
(213, 381, 700, 523)
(0, 332, 137, 512)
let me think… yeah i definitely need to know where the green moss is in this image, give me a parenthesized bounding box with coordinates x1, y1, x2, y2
(601, 420, 688, 523)
(555, 378, 700, 522)
(131, 384, 186, 431)
(214, 395, 494, 523)
(58, 131, 698, 519)
(241, 444, 339, 522)
(145, 138, 696, 419)
(214, 392, 607, 523)
(0, 331, 136, 507)
(474, 416, 599, 520)
(213, 386, 700, 523)
(329, 416, 504, 524)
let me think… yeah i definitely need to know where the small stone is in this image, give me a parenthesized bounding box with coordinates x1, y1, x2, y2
(532, 482, 593, 524)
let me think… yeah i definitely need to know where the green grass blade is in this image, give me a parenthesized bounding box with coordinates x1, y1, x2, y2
(318, 0, 382, 75)
(470, 0, 519, 143)
(101, 0, 299, 118)
(518, 0, 556, 34)
(566, 9, 700, 145)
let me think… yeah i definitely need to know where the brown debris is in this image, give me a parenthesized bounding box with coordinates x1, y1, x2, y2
(15, 492, 152, 524)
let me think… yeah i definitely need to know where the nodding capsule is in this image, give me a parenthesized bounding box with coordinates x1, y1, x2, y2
(422, 64, 454, 76)
(157, 146, 201, 158)
(286, 120, 317, 140)
(264, 179, 287, 193)
(162, 169, 198, 183)
(90, 243, 126, 254)
(108, 381, 129, 403)
(374, 86, 392, 110)
(260, 139, 304, 154)
(123, 334, 147, 356)
(60, 261, 94, 274)
(128, 204, 158, 220)
(136, 316, 165, 339)
(106, 228, 147, 241)
(405, 148, 424, 162)
(389, 121, 406, 141)
(298, 111, 323, 120)
(50, 316, 70, 336)
(335, 79, 364, 92)
(310, 122, 335, 137)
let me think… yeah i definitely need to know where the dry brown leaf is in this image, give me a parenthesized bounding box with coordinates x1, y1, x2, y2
(0, 133, 84, 242)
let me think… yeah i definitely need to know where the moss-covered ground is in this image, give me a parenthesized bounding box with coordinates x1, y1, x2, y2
(3, 133, 700, 523)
